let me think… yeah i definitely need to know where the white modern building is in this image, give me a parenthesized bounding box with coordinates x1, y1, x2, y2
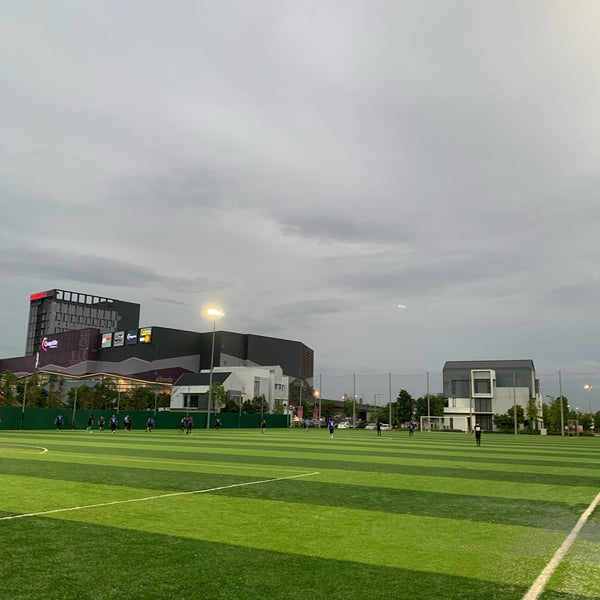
(170, 365, 290, 412)
(441, 359, 543, 431)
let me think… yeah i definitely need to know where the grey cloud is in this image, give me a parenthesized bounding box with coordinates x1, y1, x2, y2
(153, 297, 189, 306)
(2, 2, 600, 401)
(0, 240, 230, 293)
(110, 168, 226, 211)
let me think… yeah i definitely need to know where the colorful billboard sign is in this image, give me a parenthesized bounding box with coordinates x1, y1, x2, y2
(101, 333, 113, 348)
(126, 329, 138, 345)
(139, 327, 152, 344)
(41, 337, 58, 351)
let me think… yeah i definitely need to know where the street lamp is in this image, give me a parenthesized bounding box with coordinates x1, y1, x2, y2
(204, 305, 224, 429)
(584, 384, 593, 415)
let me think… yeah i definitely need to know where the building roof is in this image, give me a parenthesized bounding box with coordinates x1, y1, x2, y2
(174, 372, 231, 386)
(443, 359, 535, 370)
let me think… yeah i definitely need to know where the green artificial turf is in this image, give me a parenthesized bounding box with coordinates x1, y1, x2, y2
(1, 429, 599, 599)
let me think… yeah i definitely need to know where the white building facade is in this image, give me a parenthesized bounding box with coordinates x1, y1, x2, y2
(170, 365, 289, 412)
(442, 359, 543, 432)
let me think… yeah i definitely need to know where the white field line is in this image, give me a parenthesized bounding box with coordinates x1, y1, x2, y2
(0, 444, 48, 454)
(522, 490, 600, 600)
(0, 471, 320, 522)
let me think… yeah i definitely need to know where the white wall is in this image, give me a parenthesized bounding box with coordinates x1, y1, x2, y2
(170, 365, 289, 410)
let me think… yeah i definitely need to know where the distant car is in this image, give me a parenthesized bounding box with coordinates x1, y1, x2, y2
(336, 421, 351, 429)
(365, 423, 377, 430)
(380, 423, 392, 431)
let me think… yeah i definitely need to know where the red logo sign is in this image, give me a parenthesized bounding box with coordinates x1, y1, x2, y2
(30, 289, 55, 301)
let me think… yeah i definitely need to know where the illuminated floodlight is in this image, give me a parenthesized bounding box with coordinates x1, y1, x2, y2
(205, 306, 225, 318)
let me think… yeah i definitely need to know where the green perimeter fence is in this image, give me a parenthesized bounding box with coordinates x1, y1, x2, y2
(0, 407, 288, 431)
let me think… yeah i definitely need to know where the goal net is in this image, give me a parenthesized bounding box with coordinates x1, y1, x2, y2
(420, 415, 469, 432)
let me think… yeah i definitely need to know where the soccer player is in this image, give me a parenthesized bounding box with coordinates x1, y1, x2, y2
(474, 422, 482, 446)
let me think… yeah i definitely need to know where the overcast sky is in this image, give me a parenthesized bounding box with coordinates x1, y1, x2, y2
(2, 1, 600, 406)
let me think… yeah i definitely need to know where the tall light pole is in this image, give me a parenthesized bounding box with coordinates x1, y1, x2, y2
(584, 384, 593, 415)
(374, 394, 383, 422)
(204, 306, 225, 429)
(426, 371, 431, 428)
(314, 389, 320, 426)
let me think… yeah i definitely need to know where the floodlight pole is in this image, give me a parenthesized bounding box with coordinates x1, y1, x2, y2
(559, 370, 564, 436)
(426, 371, 431, 431)
(388, 372, 392, 428)
(204, 306, 224, 430)
(513, 372, 518, 435)
(352, 373, 356, 428)
(207, 319, 216, 429)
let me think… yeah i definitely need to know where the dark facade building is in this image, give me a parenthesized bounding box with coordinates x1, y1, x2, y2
(25, 289, 140, 356)
(3, 290, 314, 385)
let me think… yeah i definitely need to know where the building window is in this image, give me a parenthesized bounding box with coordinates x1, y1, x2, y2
(474, 379, 491, 394)
(184, 394, 199, 408)
(474, 398, 492, 412)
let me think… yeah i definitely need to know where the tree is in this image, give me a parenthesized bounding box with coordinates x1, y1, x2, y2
(492, 413, 513, 432)
(342, 394, 354, 418)
(43, 374, 64, 408)
(289, 378, 314, 408)
(242, 395, 269, 414)
(414, 393, 445, 421)
(95, 378, 117, 410)
(396, 389, 414, 423)
(545, 396, 569, 433)
(120, 387, 155, 410)
(507, 404, 524, 426)
(0, 370, 18, 406)
(272, 398, 285, 415)
(526, 397, 539, 431)
(68, 385, 98, 409)
(320, 400, 335, 420)
(493, 405, 524, 433)
(22, 372, 44, 407)
(210, 382, 227, 413)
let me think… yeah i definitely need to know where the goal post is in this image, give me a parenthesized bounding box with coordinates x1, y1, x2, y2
(420, 415, 469, 432)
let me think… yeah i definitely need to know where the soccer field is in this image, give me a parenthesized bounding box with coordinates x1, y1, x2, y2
(1, 428, 599, 600)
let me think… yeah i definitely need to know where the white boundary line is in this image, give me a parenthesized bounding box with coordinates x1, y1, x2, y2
(522, 490, 600, 600)
(0, 471, 320, 522)
(0, 444, 48, 454)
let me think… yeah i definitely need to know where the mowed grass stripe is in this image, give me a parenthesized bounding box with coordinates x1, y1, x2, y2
(0, 517, 529, 600)
(9, 489, 564, 587)
(0, 460, 585, 530)
(540, 509, 600, 598)
(2, 451, 596, 508)
(5, 430, 600, 468)
(5, 443, 600, 493)
(3, 432, 600, 499)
